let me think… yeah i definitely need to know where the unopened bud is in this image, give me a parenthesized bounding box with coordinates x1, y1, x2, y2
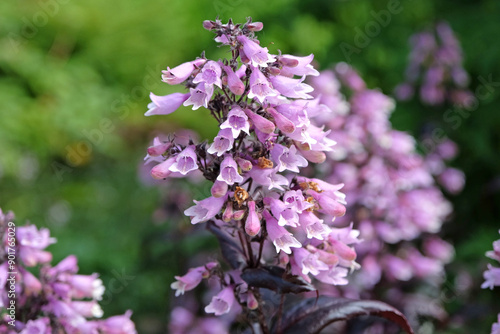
(233, 210, 246, 220)
(211, 180, 228, 198)
(223, 202, 233, 222)
(203, 20, 216, 30)
(247, 22, 264, 32)
(235, 157, 253, 171)
(246, 291, 259, 309)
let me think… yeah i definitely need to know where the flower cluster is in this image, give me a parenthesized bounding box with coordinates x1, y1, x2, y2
(0, 208, 136, 334)
(482, 230, 500, 333)
(309, 63, 464, 324)
(144, 18, 360, 327)
(394, 21, 475, 108)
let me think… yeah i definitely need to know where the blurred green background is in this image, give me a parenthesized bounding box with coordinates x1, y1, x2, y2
(1, 0, 499, 332)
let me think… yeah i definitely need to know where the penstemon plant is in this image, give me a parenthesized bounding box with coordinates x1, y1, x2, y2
(0, 208, 137, 333)
(144, 18, 414, 334)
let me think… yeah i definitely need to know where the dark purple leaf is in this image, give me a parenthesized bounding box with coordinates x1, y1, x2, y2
(207, 221, 245, 269)
(276, 296, 414, 334)
(241, 266, 315, 294)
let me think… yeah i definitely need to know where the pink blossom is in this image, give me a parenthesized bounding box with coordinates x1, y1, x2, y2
(145, 92, 190, 116)
(162, 59, 207, 85)
(236, 35, 275, 67)
(204, 286, 235, 316)
(184, 196, 226, 225)
(184, 83, 214, 110)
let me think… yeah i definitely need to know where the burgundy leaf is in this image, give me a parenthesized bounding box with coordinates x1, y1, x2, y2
(207, 221, 246, 269)
(276, 296, 414, 334)
(241, 266, 315, 294)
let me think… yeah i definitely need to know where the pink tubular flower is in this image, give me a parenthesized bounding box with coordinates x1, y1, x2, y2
(236, 35, 275, 67)
(145, 92, 190, 116)
(271, 144, 307, 173)
(17, 225, 56, 267)
(220, 106, 250, 138)
(247, 66, 279, 103)
(98, 310, 137, 334)
(171, 265, 209, 296)
(207, 128, 235, 156)
(184, 196, 226, 224)
(69, 274, 105, 300)
(162, 59, 207, 85)
(266, 107, 295, 134)
(169, 146, 199, 175)
(221, 64, 245, 95)
(279, 54, 319, 77)
(20, 318, 51, 334)
(204, 286, 235, 316)
(184, 83, 214, 110)
(269, 75, 314, 99)
(244, 108, 275, 134)
(245, 201, 261, 236)
(217, 155, 244, 185)
(71, 300, 103, 318)
(265, 212, 301, 254)
(151, 156, 177, 179)
(193, 60, 222, 88)
(147, 137, 171, 156)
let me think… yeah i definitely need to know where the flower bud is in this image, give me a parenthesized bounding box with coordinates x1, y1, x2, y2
(235, 157, 253, 171)
(151, 156, 176, 179)
(211, 180, 228, 198)
(223, 202, 233, 222)
(244, 109, 276, 134)
(246, 291, 259, 310)
(247, 21, 264, 32)
(266, 107, 295, 134)
(222, 64, 245, 95)
(233, 210, 246, 221)
(245, 201, 261, 236)
(203, 20, 216, 30)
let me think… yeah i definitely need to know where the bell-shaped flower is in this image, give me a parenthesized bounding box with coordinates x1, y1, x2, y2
(299, 211, 331, 240)
(184, 195, 226, 225)
(71, 300, 104, 318)
(171, 264, 214, 297)
(269, 75, 314, 99)
(204, 286, 235, 316)
(244, 108, 275, 134)
(266, 107, 295, 134)
(292, 248, 329, 276)
(245, 201, 261, 236)
(184, 83, 214, 110)
(222, 64, 245, 95)
(20, 267, 42, 296)
(147, 137, 171, 156)
(169, 146, 198, 175)
(247, 66, 279, 103)
(315, 267, 349, 285)
(162, 59, 207, 85)
(220, 106, 250, 138)
(236, 35, 275, 67)
(145, 92, 190, 116)
(193, 60, 222, 88)
(264, 211, 301, 254)
(150, 156, 177, 179)
(69, 273, 105, 300)
(207, 128, 234, 156)
(279, 54, 319, 77)
(271, 144, 308, 173)
(98, 310, 137, 334)
(20, 318, 51, 334)
(217, 155, 244, 185)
